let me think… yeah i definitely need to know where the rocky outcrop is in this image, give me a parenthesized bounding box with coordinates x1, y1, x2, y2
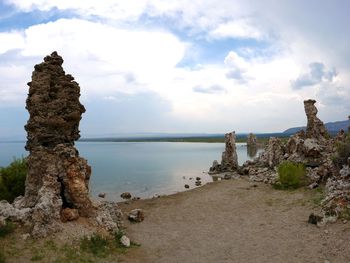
(246, 133, 257, 147)
(0, 52, 122, 237)
(259, 137, 285, 169)
(323, 158, 350, 217)
(304, 99, 329, 141)
(209, 132, 238, 174)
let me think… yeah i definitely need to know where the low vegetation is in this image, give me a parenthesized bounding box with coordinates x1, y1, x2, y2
(274, 161, 306, 189)
(0, 221, 15, 238)
(333, 138, 350, 169)
(0, 158, 27, 203)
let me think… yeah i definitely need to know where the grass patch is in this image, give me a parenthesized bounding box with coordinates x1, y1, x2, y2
(273, 161, 306, 190)
(80, 234, 109, 258)
(0, 221, 15, 238)
(0, 250, 6, 263)
(310, 186, 326, 207)
(340, 208, 350, 220)
(0, 158, 27, 203)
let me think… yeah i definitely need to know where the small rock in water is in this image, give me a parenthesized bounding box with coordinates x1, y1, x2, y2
(120, 235, 130, 247)
(189, 177, 193, 180)
(153, 193, 160, 198)
(128, 209, 144, 222)
(182, 176, 186, 179)
(121, 192, 132, 199)
(195, 181, 202, 186)
(132, 197, 141, 201)
(184, 184, 190, 189)
(308, 213, 322, 225)
(98, 192, 106, 198)
(196, 177, 201, 181)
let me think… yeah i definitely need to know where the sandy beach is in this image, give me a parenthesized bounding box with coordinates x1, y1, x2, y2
(118, 178, 350, 263)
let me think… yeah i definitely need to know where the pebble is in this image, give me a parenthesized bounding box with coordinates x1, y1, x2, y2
(184, 184, 190, 189)
(128, 209, 145, 222)
(196, 177, 201, 181)
(120, 235, 130, 247)
(21, 233, 31, 240)
(324, 230, 329, 234)
(343, 220, 347, 224)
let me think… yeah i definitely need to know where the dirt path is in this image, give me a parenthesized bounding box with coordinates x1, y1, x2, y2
(118, 179, 350, 263)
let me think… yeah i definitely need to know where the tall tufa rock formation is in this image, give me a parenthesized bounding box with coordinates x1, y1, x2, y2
(304, 99, 329, 141)
(0, 52, 122, 237)
(246, 133, 257, 147)
(209, 131, 238, 174)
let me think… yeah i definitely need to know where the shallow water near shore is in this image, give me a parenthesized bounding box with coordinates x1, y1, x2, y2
(0, 141, 261, 201)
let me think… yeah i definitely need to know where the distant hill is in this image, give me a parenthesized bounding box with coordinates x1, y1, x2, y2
(283, 120, 350, 135)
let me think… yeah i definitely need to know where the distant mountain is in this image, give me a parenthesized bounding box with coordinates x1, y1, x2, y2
(283, 120, 350, 134)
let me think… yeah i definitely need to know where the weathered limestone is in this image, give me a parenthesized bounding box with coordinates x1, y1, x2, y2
(221, 132, 239, 171)
(246, 133, 257, 147)
(304, 99, 328, 141)
(209, 132, 238, 174)
(259, 137, 285, 168)
(0, 52, 122, 237)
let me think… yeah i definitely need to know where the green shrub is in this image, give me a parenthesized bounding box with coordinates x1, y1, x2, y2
(333, 141, 350, 169)
(0, 250, 5, 263)
(0, 221, 15, 238)
(274, 161, 306, 189)
(0, 158, 27, 203)
(80, 234, 109, 258)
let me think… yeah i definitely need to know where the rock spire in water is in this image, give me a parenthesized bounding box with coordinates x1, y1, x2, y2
(209, 131, 238, 174)
(246, 133, 257, 147)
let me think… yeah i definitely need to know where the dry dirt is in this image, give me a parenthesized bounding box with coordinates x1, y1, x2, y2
(118, 178, 350, 263)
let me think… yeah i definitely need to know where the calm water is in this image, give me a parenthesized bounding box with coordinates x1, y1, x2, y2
(0, 142, 261, 201)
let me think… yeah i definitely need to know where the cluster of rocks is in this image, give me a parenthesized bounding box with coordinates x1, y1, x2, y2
(210, 99, 350, 221)
(0, 52, 123, 237)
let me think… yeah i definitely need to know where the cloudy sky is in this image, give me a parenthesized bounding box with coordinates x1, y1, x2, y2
(0, 0, 349, 139)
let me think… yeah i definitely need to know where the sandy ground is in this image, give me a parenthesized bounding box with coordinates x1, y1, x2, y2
(118, 178, 350, 263)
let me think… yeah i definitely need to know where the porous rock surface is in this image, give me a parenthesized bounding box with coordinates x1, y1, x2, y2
(209, 132, 238, 174)
(246, 133, 257, 147)
(304, 99, 329, 141)
(0, 52, 122, 237)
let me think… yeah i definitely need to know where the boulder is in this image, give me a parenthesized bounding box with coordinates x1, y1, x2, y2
(128, 209, 144, 223)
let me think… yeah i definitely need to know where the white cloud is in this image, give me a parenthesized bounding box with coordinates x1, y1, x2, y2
(209, 19, 264, 40)
(0, 32, 25, 54)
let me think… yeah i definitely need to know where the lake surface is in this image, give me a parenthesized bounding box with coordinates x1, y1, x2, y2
(0, 142, 261, 201)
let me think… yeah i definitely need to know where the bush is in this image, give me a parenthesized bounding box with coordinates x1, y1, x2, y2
(0, 158, 27, 203)
(274, 161, 306, 189)
(0, 221, 15, 238)
(0, 250, 5, 263)
(333, 141, 350, 169)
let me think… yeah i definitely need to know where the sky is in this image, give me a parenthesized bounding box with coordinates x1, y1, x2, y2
(0, 0, 349, 139)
